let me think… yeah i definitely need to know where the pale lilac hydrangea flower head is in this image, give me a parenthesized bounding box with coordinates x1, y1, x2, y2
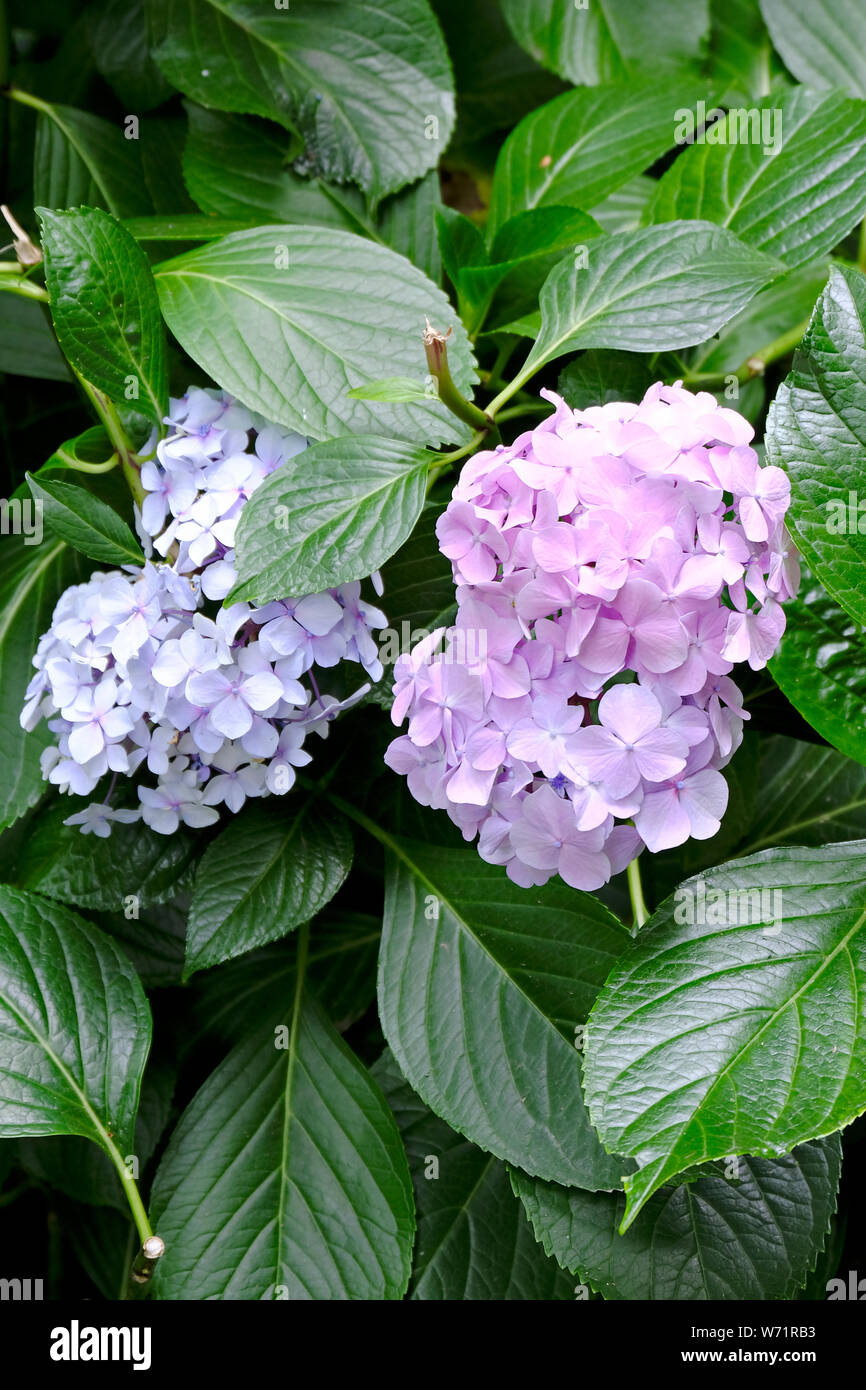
(386, 381, 798, 890)
(22, 387, 387, 834)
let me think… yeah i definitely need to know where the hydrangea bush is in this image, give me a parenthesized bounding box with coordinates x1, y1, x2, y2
(2, 0, 866, 1321)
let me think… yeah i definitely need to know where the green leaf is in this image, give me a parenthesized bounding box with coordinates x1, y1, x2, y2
(738, 736, 866, 856)
(184, 801, 353, 978)
(347, 377, 431, 403)
(590, 176, 655, 234)
(44, 426, 116, 473)
(183, 106, 443, 278)
(182, 105, 366, 231)
(759, 0, 866, 97)
(26, 474, 142, 567)
(584, 843, 866, 1227)
(0, 295, 70, 381)
(0, 884, 150, 1155)
(374, 1050, 574, 1300)
(770, 574, 866, 768)
(32, 101, 151, 219)
(766, 264, 866, 625)
(647, 90, 866, 269)
(557, 351, 655, 410)
(710, 0, 777, 102)
(0, 536, 87, 830)
(500, 0, 709, 85)
(375, 170, 443, 284)
(149, 0, 454, 208)
(378, 833, 631, 1189)
(38, 206, 169, 423)
(512, 1137, 842, 1300)
(465, 207, 603, 334)
(18, 1059, 175, 1210)
(87, 0, 173, 110)
(190, 911, 380, 1046)
(123, 214, 263, 241)
(487, 80, 708, 239)
(685, 260, 828, 377)
(154, 226, 477, 445)
(512, 222, 780, 386)
(94, 901, 188, 989)
(150, 981, 415, 1298)
(231, 435, 431, 602)
(14, 798, 198, 913)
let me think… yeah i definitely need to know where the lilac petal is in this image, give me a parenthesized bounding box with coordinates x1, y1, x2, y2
(187, 670, 230, 708)
(633, 728, 688, 783)
(634, 612, 688, 673)
(241, 671, 284, 711)
(557, 843, 610, 891)
(210, 693, 253, 739)
(68, 721, 105, 763)
(681, 768, 728, 838)
(634, 787, 691, 852)
(598, 684, 662, 743)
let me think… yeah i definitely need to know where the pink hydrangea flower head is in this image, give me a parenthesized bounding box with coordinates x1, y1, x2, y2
(387, 381, 798, 890)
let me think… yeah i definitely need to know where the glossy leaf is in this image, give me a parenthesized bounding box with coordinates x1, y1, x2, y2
(585, 843, 866, 1226)
(150, 985, 414, 1299)
(378, 833, 631, 1189)
(0, 884, 150, 1155)
(184, 800, 353, 977)
(770, 575, 866, 768)
(149, 0, 454, 208)
(500, 0, 709, 86)
(647, 90, 866, 269)
(14, 797, 197, 913)
(766, 264, 866, 625)
(487, 80, 707, 238)
(231, 435, 431, 602)
(512, 1137, 842, 1299)
(374, 1050, 574, 1300)
(26, 473, 142, 567)
(155, 227, 477, 444)
(760, 0, 866, 97)
(38, 207, 168, 423)
(514, 221, 780, 384)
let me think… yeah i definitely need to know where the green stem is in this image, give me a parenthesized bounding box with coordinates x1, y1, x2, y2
(424, 321, 500, 442)
(0, 275, 48, 301)
(425, 428, 487, 493)
(495, 402, 549, 423)
(681, 317, 811, 389)
(77, 375, 145, 503)
(100, 1130, 154, 1245)
(627, 856, 649, 931)
(4, 86, 54, 117)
